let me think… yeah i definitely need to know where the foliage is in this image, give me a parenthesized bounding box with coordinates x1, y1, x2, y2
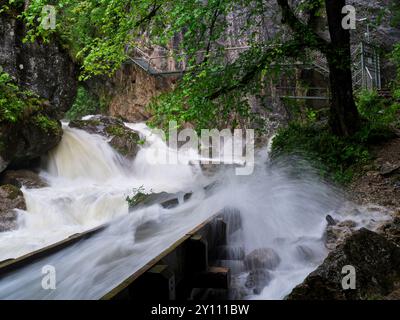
(65, 86, 99, 120)
(356, 90, 399, 127)
(32, 114, 59, 134)
(272, 90, 399, 184)
(272, 123, 371, 184)
(392, 43, 400, 95)
(16, 0, 329, 131)
(18, 0, 174, 79)
(390, 0, 400, 28)
(126, 186, 152, 209)
(0, 70, 43, 123)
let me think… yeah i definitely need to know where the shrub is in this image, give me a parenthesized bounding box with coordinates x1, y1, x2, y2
(65, 86, 99, 120)
(272, 123, 371, 184)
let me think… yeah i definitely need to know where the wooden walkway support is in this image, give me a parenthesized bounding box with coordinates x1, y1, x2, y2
(102, 209, 241, 300)
(0, 204, 243, 300)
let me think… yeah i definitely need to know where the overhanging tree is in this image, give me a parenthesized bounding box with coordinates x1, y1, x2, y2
(18, 0, 361, 136)
(150, 0, 362, 136)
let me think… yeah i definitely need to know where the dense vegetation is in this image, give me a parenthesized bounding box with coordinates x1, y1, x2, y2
(65, 86, 102, 120)
(6, 0, 362, 135)
(272, 88, 400, 183)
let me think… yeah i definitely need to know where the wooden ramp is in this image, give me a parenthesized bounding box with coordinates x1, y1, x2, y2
(0, 204, 243, 300)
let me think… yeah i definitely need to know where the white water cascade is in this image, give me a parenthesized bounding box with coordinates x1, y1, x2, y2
(0, 122, 389, 299)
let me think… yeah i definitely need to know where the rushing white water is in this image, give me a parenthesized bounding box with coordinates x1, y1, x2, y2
(0, 121, 389, 300)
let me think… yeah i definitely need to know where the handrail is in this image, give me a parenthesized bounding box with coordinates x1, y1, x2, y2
(126, 41, 381, 91)
(365, 66, 373, 80)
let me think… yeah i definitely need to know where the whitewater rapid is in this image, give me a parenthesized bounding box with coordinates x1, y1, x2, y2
(0, 121, 389, 299)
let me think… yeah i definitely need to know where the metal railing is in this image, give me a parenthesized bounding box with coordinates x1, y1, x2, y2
(125, 41, 381, 99)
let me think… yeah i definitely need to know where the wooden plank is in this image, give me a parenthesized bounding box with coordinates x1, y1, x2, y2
(101, 213, 220, 300)
(0, 225, 105, 276)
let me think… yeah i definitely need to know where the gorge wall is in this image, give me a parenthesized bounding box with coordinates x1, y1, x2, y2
(0, 9, 78, 118)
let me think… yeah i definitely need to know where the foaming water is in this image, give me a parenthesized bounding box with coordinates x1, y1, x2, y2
(0, 123, 390, 299)
(0, 124, 203, 261)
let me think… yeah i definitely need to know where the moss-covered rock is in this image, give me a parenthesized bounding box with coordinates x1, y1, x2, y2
(0, 107, 63, 172)
(69, 115, 141, 158)
(0, 169, 48, 189)
(0, 70, 63, 173)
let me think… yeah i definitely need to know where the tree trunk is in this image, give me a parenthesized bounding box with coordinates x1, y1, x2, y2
(325, 0, 360, 136)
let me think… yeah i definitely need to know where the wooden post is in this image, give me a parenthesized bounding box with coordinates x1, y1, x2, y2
(185, 234, 208, 273)
(128, 264, 176, 300)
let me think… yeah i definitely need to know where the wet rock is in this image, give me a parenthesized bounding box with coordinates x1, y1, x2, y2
(244, 248, 281, 271)
(379, 217, 400, 247)
(69, 115, 123, 136)
(385, 289, 400, 300)
(0, 11, 78, 117)
(0, 103, 63, 173)
(0, 157, 8, 173)
(127, 190, 192, 211)
(69, 116, 141, 158)
(245, 269, 271, 295)
(379, 162, 400, 177)
(326, 215, 337, 226)
(295, 245, 317, 263)
(0, 184, 26, 232)
(325, 220, 357, 250)
(0, 170, 48, 189)
(287, 228, 400, 300)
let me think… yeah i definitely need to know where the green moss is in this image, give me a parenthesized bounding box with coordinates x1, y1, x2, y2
(84, 119, 102, 127)
(32, 115, 60, 135)
(1, 184, 22, 200)
(112, 144, 129, 156)
(0, 71, 39, 123)
(105, 125, 125, 137)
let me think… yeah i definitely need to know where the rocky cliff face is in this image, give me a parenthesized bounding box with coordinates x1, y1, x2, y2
(0, 8, 75, 173)
(86, 64, 178, 123)
(288, 227, 400, 300)
(0, 11, 78, 118)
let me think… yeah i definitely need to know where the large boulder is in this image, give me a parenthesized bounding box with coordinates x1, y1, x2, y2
(0, 103, 63, 172)
(69, 116, 141, 158)
(0, 170, 48, 189)
(287, 228, 400, 300)
(245, 269, 272, 295)
(0, 184, 26, 232)
(244, 248, 281, 271)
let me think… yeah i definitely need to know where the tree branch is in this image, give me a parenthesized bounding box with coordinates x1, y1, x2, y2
(206, 40, 304, 100)
(134, 2, 162, 28)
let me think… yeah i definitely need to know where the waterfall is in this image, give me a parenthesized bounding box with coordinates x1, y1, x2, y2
(0, 122, 388, 299)
(45, 127, 126, 181)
